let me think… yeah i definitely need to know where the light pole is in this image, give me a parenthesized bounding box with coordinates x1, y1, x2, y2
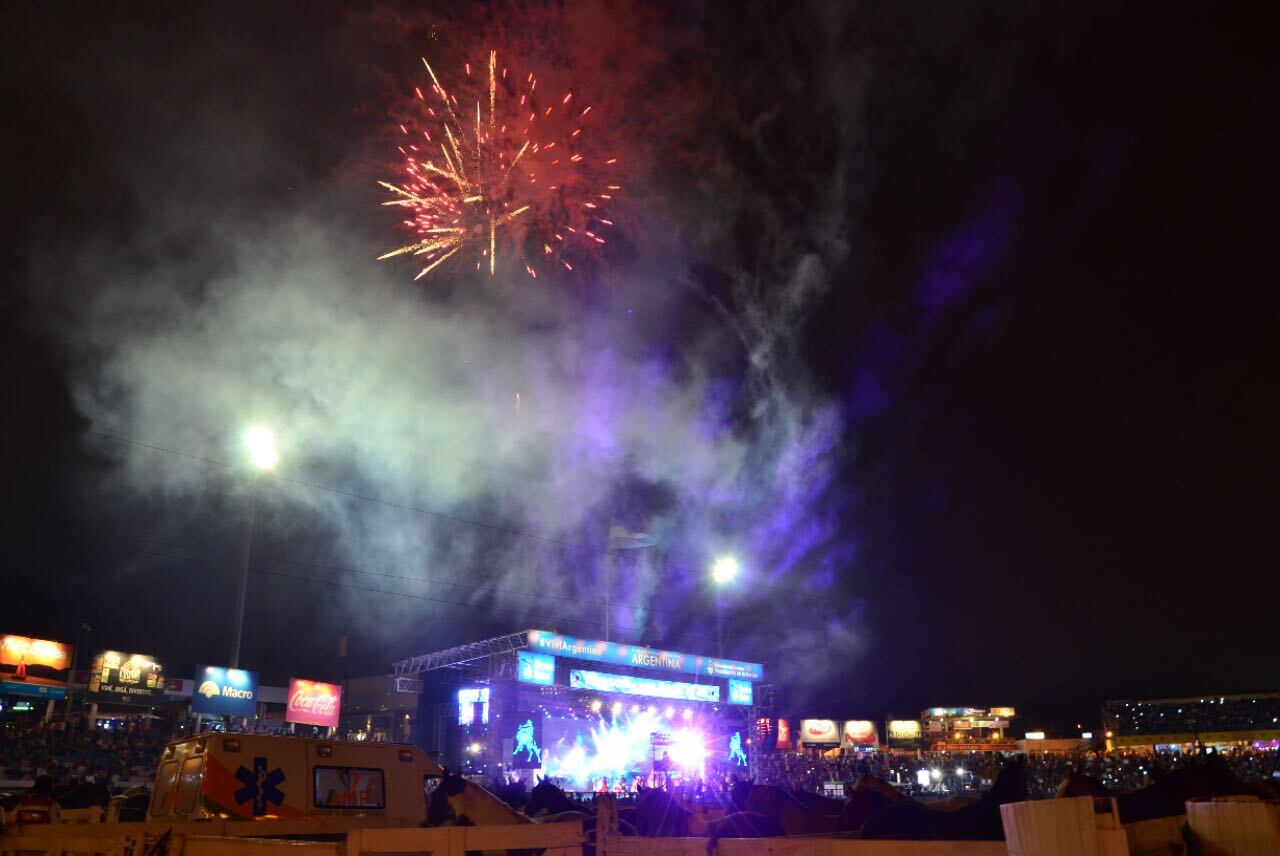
(229, 424, 278, 669)
(710, 556, 740, 657)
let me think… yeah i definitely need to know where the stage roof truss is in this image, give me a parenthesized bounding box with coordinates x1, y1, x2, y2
(393, 630, 533, 677)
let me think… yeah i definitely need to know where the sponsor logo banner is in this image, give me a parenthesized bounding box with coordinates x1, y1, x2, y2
(527, 630, 763, 681)
(517, 651, 556, 686)
(776, 718, 791, 749)
(192, 664, 259, 717)
(728, 680, 753, 705)
(569, 669, 720, 702)
(88, 651, 165, 705)
(1, 635, 72, 697)
(888, 720, 923, 745)
(842, 720, 878, 746)
(800, 719, 840, 745)
(286, 678, 341, 727)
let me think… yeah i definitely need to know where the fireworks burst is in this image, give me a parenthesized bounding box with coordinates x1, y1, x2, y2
(380, 50, 619, 281)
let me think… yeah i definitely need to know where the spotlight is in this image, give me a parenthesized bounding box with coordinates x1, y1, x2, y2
(710, 555, 740, 585)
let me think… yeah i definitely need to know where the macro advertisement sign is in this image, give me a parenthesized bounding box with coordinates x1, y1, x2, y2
(192, 664, 259, 717)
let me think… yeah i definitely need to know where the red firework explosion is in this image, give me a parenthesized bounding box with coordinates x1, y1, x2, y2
(379, 50, 619, 281)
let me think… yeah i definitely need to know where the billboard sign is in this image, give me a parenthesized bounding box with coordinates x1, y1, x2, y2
(87, 651, 165, 705)
(800, 719, 840, 745)
(990, 707, 1016, 719)
(0, 635, 72, 699)
(728, 680, 753, 705)
(517, 651, 556, 686)
(192, 665, 259, 717)
(527, 630, 763, 681)
(569, 669, 720, 702)
(888, 720, 923, 746)
(286, 678, 342, 728)
(842, 720, 878, 747)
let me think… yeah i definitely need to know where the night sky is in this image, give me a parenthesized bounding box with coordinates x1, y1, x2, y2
(1, 2, 1275, 734)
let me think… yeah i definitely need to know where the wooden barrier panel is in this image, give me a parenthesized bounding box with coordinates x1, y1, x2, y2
(349, 821, 586, 856)
(1185, 797, 1280, 856)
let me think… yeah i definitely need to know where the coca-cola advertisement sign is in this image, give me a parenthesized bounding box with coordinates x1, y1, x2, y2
(286, 678, 342, 727)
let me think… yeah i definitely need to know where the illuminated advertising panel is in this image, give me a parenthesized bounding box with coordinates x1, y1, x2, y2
(87, 651, 164, 705)
(286, 678, 342, 728)
(799, 719, 840, 745)
(842, 720, 878, 747)
(0, 635, 72, 699)
(728, 680, 753, 705)
(725, 730, 749, 768)
(888, 720, 923, 747)
(990, 707, 1016, 718)
(569, 669, 720, 702)
(517, 651, 556, 686)
(527, 630, 763, 681)
(191, 665, 259, 717)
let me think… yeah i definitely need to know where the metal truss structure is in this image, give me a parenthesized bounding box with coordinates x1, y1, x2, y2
(392, 630, 532, 678)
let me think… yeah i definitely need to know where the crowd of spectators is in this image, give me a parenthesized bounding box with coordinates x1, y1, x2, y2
(750, 747, 1280, 800)
(0, 717, 172, 789)
(1105, 694, 1280, 737)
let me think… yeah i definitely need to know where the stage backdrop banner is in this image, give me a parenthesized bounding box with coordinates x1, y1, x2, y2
(527, 629, 763, 681)
(286, 678, 341, 727)
(1, 635, 72, 699)
(87, 651, 165, 705)
(569, 669, 720, 702)
(800, 719, 840, 746)
(192, 665, 259, 717)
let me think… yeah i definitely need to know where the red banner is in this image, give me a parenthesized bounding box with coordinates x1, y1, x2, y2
(286, 678, 342, 727)
(776, 718, 791, 749)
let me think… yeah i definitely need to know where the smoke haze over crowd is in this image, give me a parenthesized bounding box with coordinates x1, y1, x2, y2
(2, 1, 1275, 730)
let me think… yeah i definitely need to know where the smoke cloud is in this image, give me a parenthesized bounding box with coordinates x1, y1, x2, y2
(19, 0, 868, 701)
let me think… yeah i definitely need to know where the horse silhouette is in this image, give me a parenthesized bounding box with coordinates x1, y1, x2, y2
(525, 777, 592, 817)
(743, 784, 838, 835)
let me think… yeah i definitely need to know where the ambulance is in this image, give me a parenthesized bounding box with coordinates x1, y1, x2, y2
(147, 733, 444, 825)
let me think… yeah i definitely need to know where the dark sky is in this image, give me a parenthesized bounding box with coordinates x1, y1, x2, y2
(1, 1, 1275, 734)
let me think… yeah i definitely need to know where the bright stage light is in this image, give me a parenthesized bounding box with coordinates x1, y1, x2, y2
(665, 706, 675, 718)
(243, 424, 279, 471)
(611, 701, 622, 715)
(630, 704, 640, 714)
(668, 729, 707, 771)
(710, 555, 740, 585)
(590, 700, 602, 713)
(682, 708, 693, 720)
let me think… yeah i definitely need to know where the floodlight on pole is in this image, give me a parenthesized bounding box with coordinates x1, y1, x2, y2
(230, 424, 279, 670)
(244, 424, 279, 471)
(710, 555, 740, 586)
